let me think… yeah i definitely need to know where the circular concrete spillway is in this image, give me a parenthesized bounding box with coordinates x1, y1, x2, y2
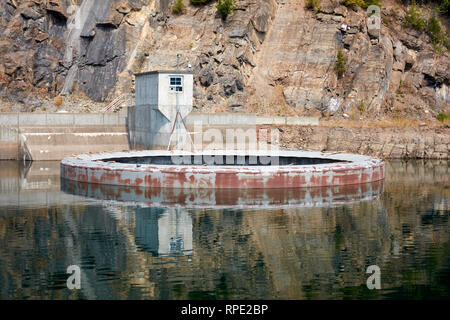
(61, 150, 385, 189)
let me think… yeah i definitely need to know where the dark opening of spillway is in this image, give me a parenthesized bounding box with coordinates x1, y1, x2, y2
(99, 155, 348, 166)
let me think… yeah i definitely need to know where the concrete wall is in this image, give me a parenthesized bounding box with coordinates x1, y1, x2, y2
(127, 107, 319, 150)
(0, 127, 19, 160)
(185, 113, 319, 126)
(21, 131, 130, 161)
(0, 110, 129, 160)
(0, 111, 127, 127)
(1, 109, 319, 159)
(127, 104, 188, 150)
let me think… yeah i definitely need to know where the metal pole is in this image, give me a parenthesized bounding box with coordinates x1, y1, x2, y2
(177, 53, 181, 70)
(144, 53, 150, 71)
(176, 54, 181, 148)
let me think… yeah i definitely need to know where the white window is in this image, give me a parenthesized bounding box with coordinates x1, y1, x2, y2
(169, 76, 183, 92)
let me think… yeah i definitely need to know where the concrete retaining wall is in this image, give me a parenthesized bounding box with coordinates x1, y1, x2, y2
(185, 113, 319, 126)
(127, 105, 171, 150)
(1, 109, 319, 160)
(0, 111, 127, 127)
(0, 110, 129, 160)
(127, 107, 319, 150)
(20, 132, 130, 161)
(0, 127, 19, 160)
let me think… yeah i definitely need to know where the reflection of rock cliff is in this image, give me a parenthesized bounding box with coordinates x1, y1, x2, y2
(0, 0, 448, 118)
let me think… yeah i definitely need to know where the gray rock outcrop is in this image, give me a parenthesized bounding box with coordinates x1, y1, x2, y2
(0, 0, 448, 118)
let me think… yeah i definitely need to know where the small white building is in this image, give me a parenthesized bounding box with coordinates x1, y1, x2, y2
(128, 70, 194, 149)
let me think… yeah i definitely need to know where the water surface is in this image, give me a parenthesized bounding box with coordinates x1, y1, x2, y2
(0, 160, 448, 299)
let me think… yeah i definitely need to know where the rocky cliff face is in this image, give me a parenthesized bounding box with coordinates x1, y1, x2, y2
(0, 0, 149, 108)
(0, 0, 448, 118)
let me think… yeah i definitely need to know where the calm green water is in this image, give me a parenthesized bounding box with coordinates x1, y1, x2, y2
(0, 160, 448, 300)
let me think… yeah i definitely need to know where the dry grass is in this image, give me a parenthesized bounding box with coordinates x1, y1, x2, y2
(243, 85, 315, 118)
(438, 117, 450, 126)
(200, 102, 229, 114)
(319, 118, 447, 128)
(54, 96, 63, 107)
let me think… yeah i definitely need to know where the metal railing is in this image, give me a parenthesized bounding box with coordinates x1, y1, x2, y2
(101, 93, 134, 113)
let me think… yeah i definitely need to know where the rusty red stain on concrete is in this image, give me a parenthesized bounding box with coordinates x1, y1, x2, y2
(135, 178, 143, 186)
(61, 150, 385, 189)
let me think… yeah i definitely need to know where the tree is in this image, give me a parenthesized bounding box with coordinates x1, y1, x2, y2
(335, 50, 347, 78)
(216, 0, 237, 20)
(404, 3, 426, 31)
(173, 0, 185, 14)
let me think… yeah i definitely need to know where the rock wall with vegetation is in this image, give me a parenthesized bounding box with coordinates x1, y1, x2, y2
(0, 0, 448, 120)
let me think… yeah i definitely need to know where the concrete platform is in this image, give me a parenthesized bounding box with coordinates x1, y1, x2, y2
(61, 150, 385, 189)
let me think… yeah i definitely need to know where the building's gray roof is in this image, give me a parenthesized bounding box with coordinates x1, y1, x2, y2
(135, 70, 193, 76)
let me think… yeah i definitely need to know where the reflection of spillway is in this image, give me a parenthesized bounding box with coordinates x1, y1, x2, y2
(61, 178, 384, 209)
(135, 207, 193, 257)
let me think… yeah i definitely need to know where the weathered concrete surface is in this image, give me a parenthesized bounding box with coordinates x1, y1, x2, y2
(1, 110, 316, 159)
(279, 125, 450, 159)
(1, 125, 129, 160)
(0, 109, 129, 160)
(127, 106, 319, 150)
(0, 126, 19, 159)
(0, 111, 127, 126)
(185, 113, 319, 126)
(61, 150, 385, 189)
(21, 131, 129, 161)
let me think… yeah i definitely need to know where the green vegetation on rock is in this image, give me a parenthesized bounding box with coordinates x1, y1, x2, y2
(436, 112, 449, 122)
(173, 0, 185, 14)
(427, 15, 449, 51)
(438, 0, 450, 16)
(404, 3, 426, 31)
(359, 100, 365, 112)
(216, 0, 237, 20)
(335, 50, 347, 78)
(341, 0, 381, 9)
(404, 3, 449, 51)
(305, 0, 321, 13)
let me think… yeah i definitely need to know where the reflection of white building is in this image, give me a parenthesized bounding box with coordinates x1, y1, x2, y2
(135, 207, 192, 256)
(158, 209, 193, 256)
